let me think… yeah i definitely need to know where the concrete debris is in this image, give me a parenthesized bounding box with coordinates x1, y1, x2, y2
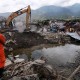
(5, 57, 25, 66)
(3, 59, 58, 80)
(5, 57, 80, 80)
(4, 58, 80, 80)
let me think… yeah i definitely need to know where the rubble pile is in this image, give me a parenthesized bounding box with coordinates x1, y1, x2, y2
(3, 59, 59, 80)
(4, 32, 46, 49)
(13, 32, 46, 48)
(5, 58, 80, 80)
(43, 32, 70, 44)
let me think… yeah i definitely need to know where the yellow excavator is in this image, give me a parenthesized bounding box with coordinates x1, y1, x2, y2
(5, 5, 31, 30)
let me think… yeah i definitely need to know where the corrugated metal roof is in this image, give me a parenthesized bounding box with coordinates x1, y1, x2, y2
(66, 32, 80, 40)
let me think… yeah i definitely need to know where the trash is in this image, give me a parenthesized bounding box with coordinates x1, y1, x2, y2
(3, 59, 58, 80)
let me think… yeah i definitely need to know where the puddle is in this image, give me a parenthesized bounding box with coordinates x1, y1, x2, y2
(32, 44, 80, 66)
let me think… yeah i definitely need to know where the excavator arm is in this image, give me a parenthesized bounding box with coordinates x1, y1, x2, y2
(6, 5, 31, 29)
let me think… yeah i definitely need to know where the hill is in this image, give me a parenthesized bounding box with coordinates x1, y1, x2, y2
(0, 3, 80, 20)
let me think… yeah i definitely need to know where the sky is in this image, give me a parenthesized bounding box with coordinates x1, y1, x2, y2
(0, 0, 80, 13)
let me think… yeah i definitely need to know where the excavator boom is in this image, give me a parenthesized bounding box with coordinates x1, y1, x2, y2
(6, 5, 31, 29)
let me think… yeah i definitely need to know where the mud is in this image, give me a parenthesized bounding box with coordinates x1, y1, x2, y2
(4, 32, 47, 49)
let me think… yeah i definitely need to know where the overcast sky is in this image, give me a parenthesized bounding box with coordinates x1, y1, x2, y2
(0, 0, 80, 13)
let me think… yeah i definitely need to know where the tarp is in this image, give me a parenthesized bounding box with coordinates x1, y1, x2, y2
(66, 32, 80, 40)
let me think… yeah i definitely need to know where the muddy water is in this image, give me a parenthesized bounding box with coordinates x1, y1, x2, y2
(13, 44, 80, 66)
(32, 44, 80, 66)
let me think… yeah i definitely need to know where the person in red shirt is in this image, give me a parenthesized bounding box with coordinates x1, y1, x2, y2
(0, 33, 6, 78)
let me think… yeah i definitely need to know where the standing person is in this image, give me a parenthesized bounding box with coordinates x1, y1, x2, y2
(0, 33, 6, 79)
